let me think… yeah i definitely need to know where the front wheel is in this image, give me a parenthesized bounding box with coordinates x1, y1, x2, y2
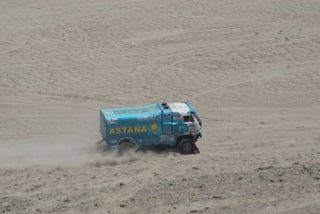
(177, 138, 195, 154)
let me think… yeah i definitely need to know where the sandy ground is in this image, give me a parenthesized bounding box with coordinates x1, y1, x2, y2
(1, 0, 320, 213)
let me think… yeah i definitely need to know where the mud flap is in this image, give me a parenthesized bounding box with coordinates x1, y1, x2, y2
(194, 143, 200, 154)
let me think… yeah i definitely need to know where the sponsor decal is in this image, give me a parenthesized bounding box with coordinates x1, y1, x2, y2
(173, 114, 182, 120)
(109, 126, 148, 135)
(107, 118, 118, 125)
(110, 106, 157, 115)
(150, 123, 160, 133)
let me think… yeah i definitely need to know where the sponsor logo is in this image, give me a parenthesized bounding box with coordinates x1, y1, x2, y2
(150, 123, 160, 133)
(107, 118, 118, 125)
(109, 126, 148, 135)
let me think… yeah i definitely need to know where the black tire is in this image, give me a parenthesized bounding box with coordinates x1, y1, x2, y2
(118, 139, 136, 155)
(177, 138, 195, 154)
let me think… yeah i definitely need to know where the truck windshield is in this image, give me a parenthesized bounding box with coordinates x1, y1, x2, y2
(193, 114, 202, 126)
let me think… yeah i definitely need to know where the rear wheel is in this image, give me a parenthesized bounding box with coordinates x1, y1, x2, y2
(177, 138, 195, 154)
(118, 139, 136, 155)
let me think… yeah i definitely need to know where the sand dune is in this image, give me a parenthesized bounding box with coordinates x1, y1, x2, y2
(1, 0, 320, 213)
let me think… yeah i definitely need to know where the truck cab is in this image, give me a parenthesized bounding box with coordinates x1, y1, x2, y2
(100, 102, 202, 154)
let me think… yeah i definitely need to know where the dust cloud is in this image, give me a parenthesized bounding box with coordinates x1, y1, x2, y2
(0, 136, 167, 169)
(0, 136, 99, 169)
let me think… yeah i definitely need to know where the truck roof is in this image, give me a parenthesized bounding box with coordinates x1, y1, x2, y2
(100, 102, 195, 120)
(101, 103, 160, 119)
(167, 103, 191, 114)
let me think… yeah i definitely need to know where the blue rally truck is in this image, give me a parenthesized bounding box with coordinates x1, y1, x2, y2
(100, 102, 202, 154)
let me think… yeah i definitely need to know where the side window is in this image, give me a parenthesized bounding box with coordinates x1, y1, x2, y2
(183, 115, 194, 122)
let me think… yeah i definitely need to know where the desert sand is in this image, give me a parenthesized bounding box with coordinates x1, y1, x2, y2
(1, 0, 320, 213)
